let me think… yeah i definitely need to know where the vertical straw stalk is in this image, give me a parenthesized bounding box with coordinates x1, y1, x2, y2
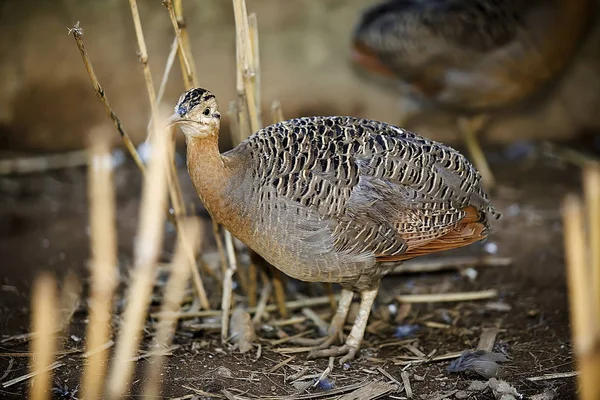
(106, 115, 170, 399)
(128, 1, 209, 310)
(221, 231, 239, 343)
(584, 162, 600, 323)
(29, 273, 58, 400)
(144, 217, 203, 397)
(81, 129, 118, 400)
(231, 0, 289, 317)
(562, 163, 600, 400)
(163, 0, 196, 88)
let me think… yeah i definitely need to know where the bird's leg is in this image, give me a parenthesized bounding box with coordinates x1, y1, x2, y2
(308, 283, 379, 365)
(291, 288, 354, 346)
(457, 114, 495, 190)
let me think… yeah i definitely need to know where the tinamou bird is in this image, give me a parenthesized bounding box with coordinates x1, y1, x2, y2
(351, 0, 593, 190)
(167, 88, 499, 364)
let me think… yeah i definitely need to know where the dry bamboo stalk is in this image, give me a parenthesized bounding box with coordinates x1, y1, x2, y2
(81, 130, 118, 400)
(163, 0, 195, 88)
(252, 280, 273, 325)
(69, 23, 177, 226)
(396, 289, 497, 303)
(152, 293, 342, 320)
(106, 116, 170, 399)
(29, 273, 58, 400)
(173, 0, 198, 87)
(146, 35, 179, 134)
(584, 162, 600, 324)
(128, 0, 159, 137)
(562, 194, 600, 400)
(389, 256, 512, 275)
(233, 0, 259, 135)
(129, 2, 209, 309)
(212, 220, 228, 282)
(271, 268, 288, 318)
(248, 13, 262, 129)
(144, 218, 202, 398)
(221, 231, 239, 343)
(69, 23, 145, 176)
(247, 262, 258, 307)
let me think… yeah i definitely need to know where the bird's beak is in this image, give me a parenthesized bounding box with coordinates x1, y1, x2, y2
(165, 113, 183, 128)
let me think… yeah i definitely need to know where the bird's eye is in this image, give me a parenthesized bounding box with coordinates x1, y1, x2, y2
(203, 108, 210, 116)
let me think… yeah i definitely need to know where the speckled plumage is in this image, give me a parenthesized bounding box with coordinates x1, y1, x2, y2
(169, 89, 499, 362)
(190, 114, 498, 290)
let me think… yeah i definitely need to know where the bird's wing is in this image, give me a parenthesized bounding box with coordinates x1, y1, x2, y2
(247, 116, 497, 261)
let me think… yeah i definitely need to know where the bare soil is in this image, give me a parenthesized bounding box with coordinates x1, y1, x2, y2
(1, 137, 597, 399)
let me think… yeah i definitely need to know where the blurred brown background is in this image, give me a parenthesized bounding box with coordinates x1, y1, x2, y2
(1, 0, 599, 153)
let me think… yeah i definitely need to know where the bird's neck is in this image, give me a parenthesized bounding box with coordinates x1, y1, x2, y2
(185, 134, 238, 224)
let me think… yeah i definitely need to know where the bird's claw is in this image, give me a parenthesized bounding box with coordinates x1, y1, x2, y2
(307, 344, 357, 365)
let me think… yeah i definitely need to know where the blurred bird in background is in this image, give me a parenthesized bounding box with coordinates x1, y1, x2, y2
(351, 0, 594, 190)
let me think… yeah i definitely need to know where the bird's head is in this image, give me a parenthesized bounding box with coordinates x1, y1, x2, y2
(166, 88, 221, 138)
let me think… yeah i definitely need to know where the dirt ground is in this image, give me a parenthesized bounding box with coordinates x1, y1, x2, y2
(1, 136, 598, 399)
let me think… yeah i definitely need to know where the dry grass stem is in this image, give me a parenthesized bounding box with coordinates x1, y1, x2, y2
(233, 0, 259, 135)
(0, 150, 88, 175)
(144, 218, 203, 397)
(562, 194, 600, 400)
(106, 116, 170, 398)
(163, 0, 195, 88)
(221, 231, 239, 343)
(400, 371, 413, 398)
(252, 279, 272, 325)
(129, 0, 208, 308)
(527, 371, 579, 381)
(173, 0, 198, 84)
(396, 289, 497, 303)
(29, 273, 58, 400)
(248, 12, 262, 128)
(390, 256, 512, 275)
(69, 24, 145, 176)
(2, 362, 63, 389)
(272, 269, 288, 318)
(476, 327, 500, 352)
(153, 293, 342, 320)
(584, 162, 600, 324)
(146, 35, 179, 134)
(128, 0, 159, 138)
(69, 23, 178, 227)
(247, 262, 258, 307)
(81, 129, 118, 400)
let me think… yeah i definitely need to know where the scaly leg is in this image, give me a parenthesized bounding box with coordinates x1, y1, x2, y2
(292, 288, 354, 347)
(457, 115, 495, 191)
(308, 283, 379, 365)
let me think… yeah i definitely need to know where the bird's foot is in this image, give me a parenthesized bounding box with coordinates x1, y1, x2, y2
(307, 343, 358, 365)
(287, 323, 344, 347)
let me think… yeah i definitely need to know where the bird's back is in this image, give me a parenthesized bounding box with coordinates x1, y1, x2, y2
(352, 0, 593, 113)
(223, 116, 498, 289)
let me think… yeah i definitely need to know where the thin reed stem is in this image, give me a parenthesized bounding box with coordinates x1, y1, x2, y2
(144, 218, 203, 397)
(81, 130, 118, 400)
(29, 273, 58, 400)
(106, 117, 170, 399)
(69, 24, 145, 175)
(562, 194, 600, 400)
